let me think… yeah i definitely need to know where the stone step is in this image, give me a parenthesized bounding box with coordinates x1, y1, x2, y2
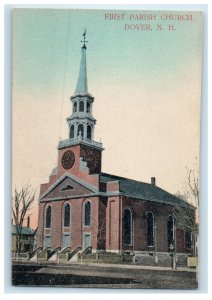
(48, 253, 58, 262)
(29, 254, 38, 262)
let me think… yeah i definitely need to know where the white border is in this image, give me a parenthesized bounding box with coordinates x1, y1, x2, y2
(2, 1, 210, 299)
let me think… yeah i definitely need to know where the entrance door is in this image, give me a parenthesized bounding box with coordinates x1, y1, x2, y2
(83, 233, 91, 249)
(63, 234, 70, 248)
(44, 235, 51, 248)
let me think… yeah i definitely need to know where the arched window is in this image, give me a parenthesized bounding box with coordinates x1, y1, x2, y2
(70, 125, 74, 139)
(86, 102, 91, 113)
(45, 206, 51, 228)
(73, 102, 77, 112)
(79, 101, 84, 112)
(87, 125, 92, 140)
(124, 209, 132, 245)
(167, 216, 174, 248)
(64, 203, 70, 227)
(84, 201, 91, 226)
(78, 124, 84, 138)
(147, 212, 155, 246)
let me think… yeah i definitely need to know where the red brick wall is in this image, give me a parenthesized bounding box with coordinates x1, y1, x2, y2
(156, 214, 168, 252)
(121, 197, 186, 253)
(106, 196, 121, 251)
(176, 228, 185, 253)
(38, 196, 101, 250)
(106, 181, 120, 192)
(80, 144, 102, 174)
(98, 197, 107, 250)
(38, 145, 101, 194)
(38, 194, 188, 253)
(37, 202, 45, 248)
(40, 183, 50, 196)
(49, 201, 63, 249)
(38, 172, 188, 253)
(150, 203, 173, 252)
(57, 145, 100, 188)
(122, 197, 146, 251)
(57, 145, 81, 178)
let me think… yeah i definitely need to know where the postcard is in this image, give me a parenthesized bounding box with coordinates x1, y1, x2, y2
(12, 8, 202, 289)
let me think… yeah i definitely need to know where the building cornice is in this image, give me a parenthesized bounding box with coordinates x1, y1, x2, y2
(67, 114, 96, 123)
(39, 191, 122, 203)
(58, 137, 104, 151)
(71, 93, 94, 101)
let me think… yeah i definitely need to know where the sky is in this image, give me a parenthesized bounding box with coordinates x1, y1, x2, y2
(12, 9, 203, 228)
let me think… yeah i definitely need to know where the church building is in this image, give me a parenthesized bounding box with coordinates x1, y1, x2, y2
(37, 33, 194, 255)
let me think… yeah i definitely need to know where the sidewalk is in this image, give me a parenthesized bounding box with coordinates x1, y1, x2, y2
(12, 259, 196, 273)
(12, 261, 197, 288)
(74, 261, 196, 272)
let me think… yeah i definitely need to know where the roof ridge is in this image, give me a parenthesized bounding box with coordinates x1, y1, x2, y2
(100, 172, 192, 208)
(100, 172, 148, 184)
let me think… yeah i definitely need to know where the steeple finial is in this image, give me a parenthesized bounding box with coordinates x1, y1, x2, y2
(75, 30, 88, 94)
(81, 29, 88, 49)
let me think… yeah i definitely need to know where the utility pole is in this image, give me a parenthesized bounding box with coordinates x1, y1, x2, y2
(154, 220, 158, 264)
(173, 216, 177, 270)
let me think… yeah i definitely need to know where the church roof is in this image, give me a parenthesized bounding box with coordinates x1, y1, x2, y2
(100, 173, 192, 209)
(12, 225, 34, 235)
(75, 47, 88, 94)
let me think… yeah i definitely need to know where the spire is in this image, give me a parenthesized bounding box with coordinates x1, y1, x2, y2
(75, 30, 88, 94)
(58, 31, 103, 152)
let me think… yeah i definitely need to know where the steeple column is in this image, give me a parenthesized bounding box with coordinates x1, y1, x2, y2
(83, 124, 85, 140)
(74, 121, 77, 139)
(91, 125, 94, 140)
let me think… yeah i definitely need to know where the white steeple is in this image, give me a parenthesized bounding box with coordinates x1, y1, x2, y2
(75, 45, 88, 94)
(58, 30, 103, 151)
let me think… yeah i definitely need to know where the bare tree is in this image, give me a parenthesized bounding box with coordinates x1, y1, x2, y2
(174, 204, 197, 234)
(175, 159, 199, 226)
(186, 166, 199, 211)
(96, 218, 106, 250)
(91, 216, 106, 251)
(181, 159, 199, 210)
(12, 184, 36, 253)
(174, 161, 199, 258)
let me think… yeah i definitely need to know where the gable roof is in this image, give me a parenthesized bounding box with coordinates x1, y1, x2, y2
(40, 173, 99, 201)
(39, 171, 193, 209)
(100, 173, 192, 209)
